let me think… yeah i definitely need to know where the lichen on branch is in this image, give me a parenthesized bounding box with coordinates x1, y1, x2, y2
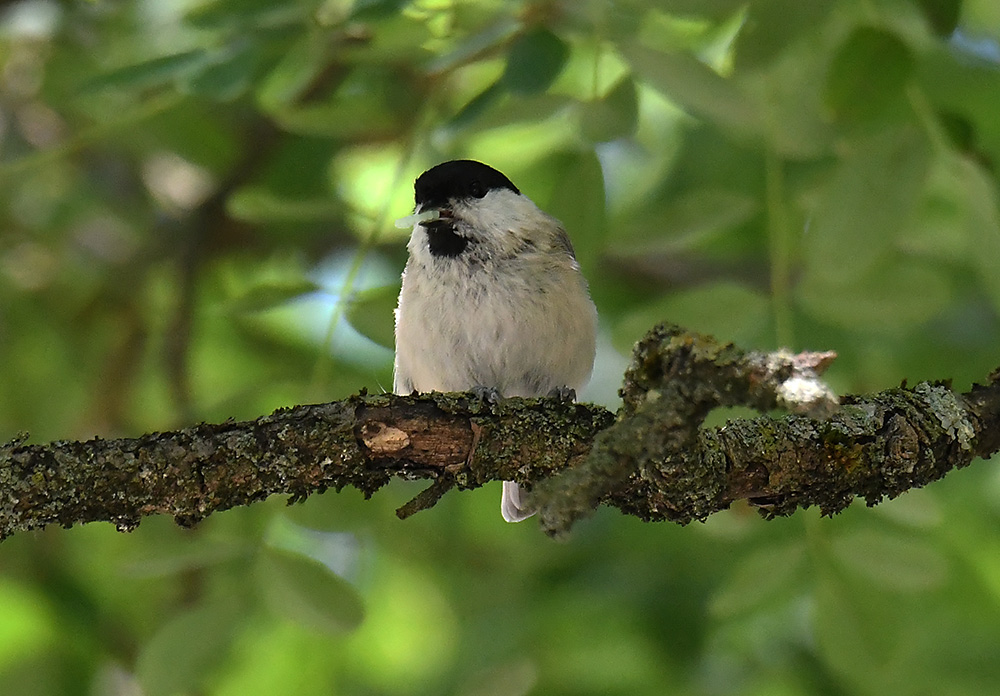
(0, 323, 997, 541)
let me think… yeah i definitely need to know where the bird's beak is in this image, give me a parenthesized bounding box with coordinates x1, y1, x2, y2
(420, 207, 453, 230)
(394, 207, 450, 230)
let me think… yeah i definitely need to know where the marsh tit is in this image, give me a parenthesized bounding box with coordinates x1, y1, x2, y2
(393, 159, 597, 522)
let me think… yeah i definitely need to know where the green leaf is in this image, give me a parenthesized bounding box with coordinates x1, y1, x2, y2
(622, 44, 760, 134)
(905, 153, 974, 261)
(272, 102, 400, 138)
(873, 488, 942, 529)
(798, 260, 952, 331)
(267, 66, 413, 138)
(651, 0, 748, 18)
(636, 10, 717, 53)
(85, 50, 210, 92)
(227, 186, 345, 223)
(338, 13, 434, 64)
(225, 280, 322, 315)
(345, 284, 399, 349)
(136, 597, 245, 696)
(803, 127, 931, 283)
(709, 542, 806, 617)
(541, 150, 607, 269)
(614, 283, 772, 351)
(952, 155, 1000, 314)
(825, 27, 914, 122)
(502, 27, 570, 96)
(733, 0, 836, 69)
(914, 0, 963, 36)
(813, 565, 902, 688)
(257, 548, 366, 635)
(426, 17, 521, 74)
(831, 530, 949, 592)
(616, 188, 759, 255)
(121, 537, 252, 578)
(181, 42, 258, 102)
(447, 79, 505, 130)
(0, 580, 54, 663)
(256, 33, 333, 111)
(580, 77, 639, 143)
(185, 0, 306, 30)
(350, 0, 408, 20)
(283, 487, 373, 531)
(741, 41, 835, 158)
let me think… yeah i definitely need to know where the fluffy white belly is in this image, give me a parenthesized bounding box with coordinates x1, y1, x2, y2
(394, 267, 595, 398)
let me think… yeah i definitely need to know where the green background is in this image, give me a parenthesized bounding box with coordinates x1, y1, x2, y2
(1, 0, 999, 693)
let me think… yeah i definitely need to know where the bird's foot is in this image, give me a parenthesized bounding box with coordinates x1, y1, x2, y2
(470, 386, 503, 405)
(546, 386, 577, 402)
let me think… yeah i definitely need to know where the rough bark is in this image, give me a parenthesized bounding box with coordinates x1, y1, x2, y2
(0, 324, 997, 540)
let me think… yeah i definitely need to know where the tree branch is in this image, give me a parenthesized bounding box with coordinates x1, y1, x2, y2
(1, 324, 996, 541)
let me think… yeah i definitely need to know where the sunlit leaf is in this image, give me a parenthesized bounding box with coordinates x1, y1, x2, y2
(343, 557, 456, 688)
(257, 548, 366, 635)
(211, 622, 341, 696)
(0, 581, 53, 663)
(622, 44, 761, 134)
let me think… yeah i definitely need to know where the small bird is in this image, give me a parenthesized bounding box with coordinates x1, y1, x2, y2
(393, 159, 597, 522)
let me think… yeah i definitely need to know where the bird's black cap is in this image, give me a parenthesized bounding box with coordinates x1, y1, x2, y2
(414, 160, 520, 208)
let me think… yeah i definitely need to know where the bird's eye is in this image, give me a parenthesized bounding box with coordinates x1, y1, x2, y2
(469, 180, 486, 198)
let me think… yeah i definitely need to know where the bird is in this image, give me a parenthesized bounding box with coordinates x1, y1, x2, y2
(393, 159, 597, 522)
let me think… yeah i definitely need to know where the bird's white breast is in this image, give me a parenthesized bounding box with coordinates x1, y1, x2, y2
(393, 250, 596, 398)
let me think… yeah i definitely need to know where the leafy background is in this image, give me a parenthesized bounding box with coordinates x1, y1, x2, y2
(0, 0, 999, 694)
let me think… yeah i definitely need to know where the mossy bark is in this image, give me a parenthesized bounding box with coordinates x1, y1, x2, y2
(1, 324, 997, 540)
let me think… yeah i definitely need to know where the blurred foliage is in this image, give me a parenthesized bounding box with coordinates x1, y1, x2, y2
(0, 0, 999, 694)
